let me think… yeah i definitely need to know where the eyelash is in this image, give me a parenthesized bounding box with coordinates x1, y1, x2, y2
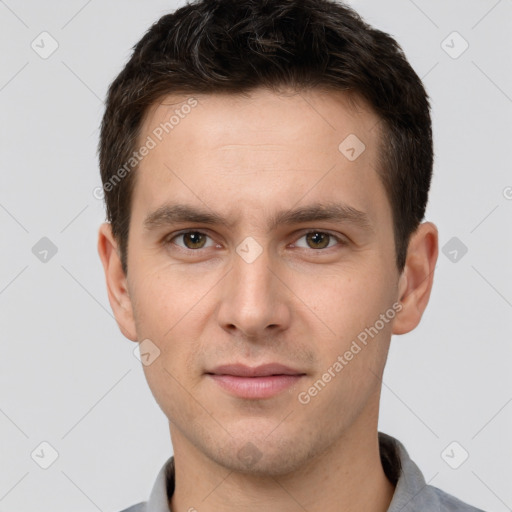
(164, 229, 348, 253)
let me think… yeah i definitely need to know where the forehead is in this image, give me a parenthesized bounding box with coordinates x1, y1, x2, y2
(140, 87, 380, 149)
(133, 87, 389, 229)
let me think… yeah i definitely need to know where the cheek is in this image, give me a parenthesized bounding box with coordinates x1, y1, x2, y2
(293, 262, 393, 333)
(128, 272, 205, 394)
(295, 264, 398, 393)
(141, 355, 201, 432)
(134, 276, 206, 419)
(129, 265, 209, 336)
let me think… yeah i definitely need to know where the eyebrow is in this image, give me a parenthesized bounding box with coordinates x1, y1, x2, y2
(143, 201, 374, 234)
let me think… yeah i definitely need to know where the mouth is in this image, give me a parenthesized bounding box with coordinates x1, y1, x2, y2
(205, 363, 307, 399)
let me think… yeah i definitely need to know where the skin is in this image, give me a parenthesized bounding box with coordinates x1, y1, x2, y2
(98, 87, 438, 512)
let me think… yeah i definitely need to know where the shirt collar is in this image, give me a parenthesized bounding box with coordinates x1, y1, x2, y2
(145, 432, 435, 512)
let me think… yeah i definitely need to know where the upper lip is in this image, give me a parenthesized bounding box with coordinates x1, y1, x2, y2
(207, 363, 306, 377)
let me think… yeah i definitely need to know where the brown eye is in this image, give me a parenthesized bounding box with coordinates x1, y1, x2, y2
(293, 231, 346, 250)
(169, 231, 213, 250)
(305, 232, 332, 249)
(182, 232, 207, 249)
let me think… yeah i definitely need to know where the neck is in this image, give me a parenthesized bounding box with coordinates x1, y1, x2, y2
(169, 419, 395, 512)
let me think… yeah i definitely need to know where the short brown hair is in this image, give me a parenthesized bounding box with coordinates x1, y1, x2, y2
(99, 0, 433, 275)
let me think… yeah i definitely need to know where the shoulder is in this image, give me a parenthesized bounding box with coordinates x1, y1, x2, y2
(117, 501, 146, 512)
(379, 432, 486, 512)
(388, 478, 487, 512)
(428, 485, 486, 512)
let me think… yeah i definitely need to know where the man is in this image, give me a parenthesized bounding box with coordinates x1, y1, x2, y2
(97, 0, 485, 510)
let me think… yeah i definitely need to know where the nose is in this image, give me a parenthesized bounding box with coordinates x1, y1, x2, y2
(216, 245, 291, 341)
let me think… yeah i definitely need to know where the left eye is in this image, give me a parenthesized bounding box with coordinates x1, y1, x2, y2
(293, 231, 343, 250)
(167, 230, 344, 251)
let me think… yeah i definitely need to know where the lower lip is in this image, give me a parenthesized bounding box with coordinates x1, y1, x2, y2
(208, 374, 304, 399)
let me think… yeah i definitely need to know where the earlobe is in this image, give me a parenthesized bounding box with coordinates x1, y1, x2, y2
(392, 222, 439, 335)
(97, 223, 138, 341)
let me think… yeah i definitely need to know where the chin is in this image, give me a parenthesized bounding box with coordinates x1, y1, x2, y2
(204, 432, 316, 477)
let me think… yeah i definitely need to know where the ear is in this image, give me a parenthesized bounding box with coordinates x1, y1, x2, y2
(97, 222, 138, 341)
(393, 221, 438, 335)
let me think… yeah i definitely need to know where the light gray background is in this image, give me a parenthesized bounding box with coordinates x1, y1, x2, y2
(0, 1, 510, 511)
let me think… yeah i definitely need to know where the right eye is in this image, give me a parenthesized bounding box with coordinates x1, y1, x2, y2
(166, 230, 216, 250)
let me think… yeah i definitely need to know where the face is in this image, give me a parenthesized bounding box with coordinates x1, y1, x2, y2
(109, 88, 406, 475)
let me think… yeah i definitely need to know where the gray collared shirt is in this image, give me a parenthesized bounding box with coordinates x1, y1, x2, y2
(119, 432, 485, 512)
